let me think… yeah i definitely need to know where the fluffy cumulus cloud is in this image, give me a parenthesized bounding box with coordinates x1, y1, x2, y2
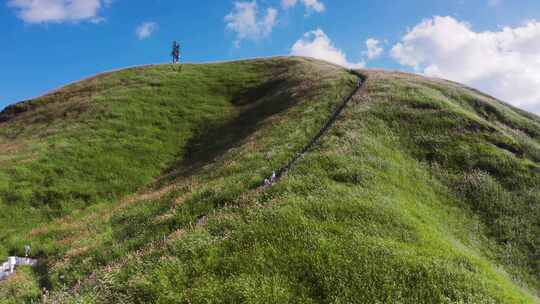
(391, 16, 540, 113)
(281, 0, 325, 13)
(136, 22, 158, 40)
(291, 29, 364, 68)
(225, 1, 277, 46)
(7, 0, 111, 24)
(365, 38, 383, 60)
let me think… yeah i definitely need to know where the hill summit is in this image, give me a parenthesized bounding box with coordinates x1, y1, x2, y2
(0, 57, 538, 303)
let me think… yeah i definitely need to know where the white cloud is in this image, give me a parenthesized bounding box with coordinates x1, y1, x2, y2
(391, 16, 540, 114)
(225, 1, 277, 47)
(291, 29, 364, 68)
(7, 0, 111, 24)
(365, 38, 383, 60)
(282, 0, 325, 13)
(136, 22, 158, 40)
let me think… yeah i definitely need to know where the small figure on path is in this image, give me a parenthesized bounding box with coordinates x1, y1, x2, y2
(264, 178, 271, 187)
(271, 171, 277, 182)
(42, 287, 49, 303)
(8, 256, 16, 273)
(171, 41, 181, 64)
(24, 245, 31, 258)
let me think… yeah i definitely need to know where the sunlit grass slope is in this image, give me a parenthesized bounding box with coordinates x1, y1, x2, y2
(0, 58, 538, 303)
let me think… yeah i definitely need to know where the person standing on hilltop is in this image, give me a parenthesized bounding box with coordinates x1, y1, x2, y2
(171, 41, 180, 64)
(171, 41, 177, 63)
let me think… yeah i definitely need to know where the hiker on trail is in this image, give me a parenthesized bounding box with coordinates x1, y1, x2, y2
(24, 245, 31, 258)
(264, 178, 271, 187)
(171, 41, 180, 64)
(271, 171, 277, 182)
(42, 287, 49, 303)
(8, 257, 16, 273)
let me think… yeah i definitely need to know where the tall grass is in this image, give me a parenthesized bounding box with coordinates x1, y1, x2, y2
(0, 58, 538, 303)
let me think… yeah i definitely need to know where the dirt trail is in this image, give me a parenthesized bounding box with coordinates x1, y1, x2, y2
(267, 70, 365, 184)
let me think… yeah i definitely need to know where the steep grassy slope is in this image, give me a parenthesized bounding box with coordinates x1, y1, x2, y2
(0, 57, 358, 302)
(0, 57, 352, 254)
(0, 58, 539, 303)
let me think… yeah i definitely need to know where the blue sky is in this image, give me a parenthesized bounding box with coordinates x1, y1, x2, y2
(2, 0, 540, 113)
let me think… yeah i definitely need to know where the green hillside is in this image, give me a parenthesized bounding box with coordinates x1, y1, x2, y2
(0, 57, 538, 303)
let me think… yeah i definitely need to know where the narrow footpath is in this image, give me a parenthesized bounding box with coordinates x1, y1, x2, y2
(266, 70, 365, 185)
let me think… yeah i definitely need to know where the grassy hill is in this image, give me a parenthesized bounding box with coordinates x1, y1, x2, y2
(0, 57, 538, 303)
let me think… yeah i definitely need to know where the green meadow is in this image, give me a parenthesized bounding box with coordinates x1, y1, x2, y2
(0, 57, 538, 303)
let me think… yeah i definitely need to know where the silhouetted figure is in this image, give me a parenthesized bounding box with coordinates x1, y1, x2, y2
(171, 41, 180, 64)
